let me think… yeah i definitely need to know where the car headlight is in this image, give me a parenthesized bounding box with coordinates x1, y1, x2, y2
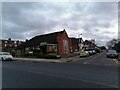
(84, 51, 86, 53)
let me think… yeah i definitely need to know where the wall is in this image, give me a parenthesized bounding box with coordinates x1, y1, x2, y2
(57, 31, 71, 57)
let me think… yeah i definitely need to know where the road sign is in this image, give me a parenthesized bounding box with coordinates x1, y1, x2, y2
(40, 42, 47, 46)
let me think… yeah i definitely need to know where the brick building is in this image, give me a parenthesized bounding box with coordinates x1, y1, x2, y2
(0, 38, 24, 56)
(17, 29, 72, 57)
(69, 37, 84, 52)
(69, 38, 79, 52)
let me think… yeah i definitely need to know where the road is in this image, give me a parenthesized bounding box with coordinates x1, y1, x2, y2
(1, 51, 119, 88)
(71, 51, 119, 66)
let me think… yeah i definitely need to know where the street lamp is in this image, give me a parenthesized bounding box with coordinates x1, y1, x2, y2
(78, 34, 82, 52)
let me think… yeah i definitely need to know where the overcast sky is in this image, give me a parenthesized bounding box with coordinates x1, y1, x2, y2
(2, 2, 118, 46)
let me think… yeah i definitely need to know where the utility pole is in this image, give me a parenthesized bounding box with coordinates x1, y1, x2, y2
(78, 34, 82, 52)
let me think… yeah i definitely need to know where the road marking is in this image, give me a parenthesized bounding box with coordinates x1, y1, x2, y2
(83, 62, 87, 64)
(82, 53, 105, 64)
(113, 59, 119, 64)
(83, 62, 117, 67)
(28, 70, 118, 88)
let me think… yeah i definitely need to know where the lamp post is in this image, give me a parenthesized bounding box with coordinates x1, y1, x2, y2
(78, 34, 82, 52)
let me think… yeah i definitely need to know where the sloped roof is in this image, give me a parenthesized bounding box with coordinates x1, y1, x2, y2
(69, 38, 79, 45)
(83, 40, 92, 45)
(0, 39, 24, 44)
(19, 30, 66, 48)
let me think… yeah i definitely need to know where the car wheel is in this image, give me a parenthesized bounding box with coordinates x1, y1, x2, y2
(1, 57, 4, 61)
(116, 55, 118, 58)
(106, 55, 108, 58)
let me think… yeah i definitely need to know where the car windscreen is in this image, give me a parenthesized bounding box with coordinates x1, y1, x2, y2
(85, 49, 93, 51)
(108, 50, 117, 54)
(2, 53, 11, 55)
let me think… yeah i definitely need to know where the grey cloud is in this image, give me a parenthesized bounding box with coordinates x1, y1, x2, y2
(2, 2, 118, 46)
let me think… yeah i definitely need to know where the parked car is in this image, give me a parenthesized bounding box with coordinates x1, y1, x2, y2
(90, 48, 96, 55)
(95, 48, 100, 53)
(106, 50, 118, 58)
(0, 52, 13, 61)
(80, 51, 89, 57)
(84, 49, 93, 55)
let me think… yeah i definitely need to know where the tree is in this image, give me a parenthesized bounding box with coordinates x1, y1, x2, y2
(106, 39, 118, 49)
(112, 42, 120, 52)
(100, 46, 106, 50)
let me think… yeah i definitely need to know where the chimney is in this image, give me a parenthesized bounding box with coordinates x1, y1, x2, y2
(25, 39, 28, 42)
(8, 38, 11, 41)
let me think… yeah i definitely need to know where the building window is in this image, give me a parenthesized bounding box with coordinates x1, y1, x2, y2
(5, 41, 7, 43)
(47, 45, 57, 53)
(25, 47, 29, 54)
(15, 44, 17, 47)
(4, 44, 7, 47)
(10, 44, 12, 47)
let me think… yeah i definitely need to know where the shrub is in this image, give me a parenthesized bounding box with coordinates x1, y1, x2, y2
(46, 53, 61, 59)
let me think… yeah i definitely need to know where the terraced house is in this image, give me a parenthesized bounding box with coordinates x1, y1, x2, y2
(0, 38, 24, 56)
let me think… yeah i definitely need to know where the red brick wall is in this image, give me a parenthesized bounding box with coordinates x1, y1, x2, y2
(57, 31, 72, 57)
(70, 38, 79, 52)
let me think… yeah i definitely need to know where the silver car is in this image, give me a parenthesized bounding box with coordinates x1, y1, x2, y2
(106, 50, 118, 58)
(0, 52, 13, 61)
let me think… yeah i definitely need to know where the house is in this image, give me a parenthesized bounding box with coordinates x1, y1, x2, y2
(69, 38, 79, 52)
(17, 29, 72, 57)
(69, 37, 84, 52)
(83, 40, 96, 49)
(0, 38, 24, 56)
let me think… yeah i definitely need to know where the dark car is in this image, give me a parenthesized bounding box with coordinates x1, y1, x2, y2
(91, 49, 96, 55)
(95, 48, 100, 53)
(106, 50, 118, 58)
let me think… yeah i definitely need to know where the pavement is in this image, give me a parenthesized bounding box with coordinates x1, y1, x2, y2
(12, 52, 120, 65)
(13, 57, 63, 63)
(12, 55, 79, 63)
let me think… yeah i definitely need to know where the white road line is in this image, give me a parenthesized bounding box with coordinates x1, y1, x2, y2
(113, 59, 119, 64)
(28, 70, 118, 88)
(83, 63, 114, 66)
(83, 62, 87, 64)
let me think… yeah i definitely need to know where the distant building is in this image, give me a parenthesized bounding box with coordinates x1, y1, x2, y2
(69, 38, 79, 52)
(78, 38, 84, 51)
(83, 40, 96, 49)
(0, 38, 24, 56)
(17, 29, 72, 57)
(106, 39, 119, 49)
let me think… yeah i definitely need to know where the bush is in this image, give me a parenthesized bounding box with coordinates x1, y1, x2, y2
(45, 53, 61, 59)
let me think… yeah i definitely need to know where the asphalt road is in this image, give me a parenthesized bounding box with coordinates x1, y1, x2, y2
(71, 51, 119, 66)
(1, 51, 119, 88)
